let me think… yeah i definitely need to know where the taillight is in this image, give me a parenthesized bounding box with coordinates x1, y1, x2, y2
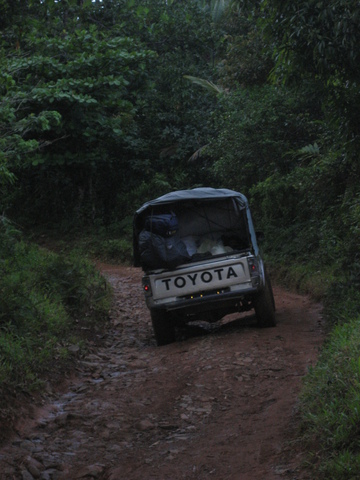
(247, 257, 260, 287)
(142, 277, 152, 296)
(247, 257, 258, 275)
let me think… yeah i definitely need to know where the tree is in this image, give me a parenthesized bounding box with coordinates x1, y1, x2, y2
(253, 1, 360, 155)
(256, 1, 360, 81)
(1, 0, 223, 225)
(0, 1, 155, 223)
(207, 84, 321, 193)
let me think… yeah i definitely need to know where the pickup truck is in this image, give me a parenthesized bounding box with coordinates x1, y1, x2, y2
(133, 187, 276, 345)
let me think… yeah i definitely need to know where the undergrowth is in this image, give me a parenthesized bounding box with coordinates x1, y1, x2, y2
(297, 282, 360, 480)
(0, 220, 112, 391)
(268, 261, 336, 301)
(30, 221, 133, 264)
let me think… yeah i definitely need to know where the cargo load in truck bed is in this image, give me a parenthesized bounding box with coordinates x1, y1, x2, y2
(133, 188, 253, 272)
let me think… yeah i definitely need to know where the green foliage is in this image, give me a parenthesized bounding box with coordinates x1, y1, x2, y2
(300, 290, 360, 479)
(208, 84, 321, 194)
(248, 137, 360, 273)
(117, 172, 190, 218)
(1, 14, 155, 223)
(217, 2, 273, 88)
(0, 72, 61, 186)
(66, 235, 134, 264)
(127, 0, 221, 179)
(94, 238, 133, 263)
(0, 0, 222, 226)
(253, 0, 360, 200)
(268, 263, 335, 300)
(0, 224, 111, 389)
(258, 0, 360, 82)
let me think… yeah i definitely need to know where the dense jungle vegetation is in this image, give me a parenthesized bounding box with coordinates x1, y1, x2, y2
(1, 0, 360, 477)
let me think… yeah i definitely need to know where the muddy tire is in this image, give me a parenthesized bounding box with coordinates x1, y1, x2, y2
(151, 310, 176, 346)
(254, 274, 276, 328)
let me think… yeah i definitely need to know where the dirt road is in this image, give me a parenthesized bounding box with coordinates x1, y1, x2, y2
(0, 265, 324, 480)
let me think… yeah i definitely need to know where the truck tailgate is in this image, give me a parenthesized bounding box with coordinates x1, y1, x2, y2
(150, 255, 251, 300)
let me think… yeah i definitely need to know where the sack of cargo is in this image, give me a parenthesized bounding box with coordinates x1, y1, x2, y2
(139, 230, 190, 270)
(144, 213, 178, 237)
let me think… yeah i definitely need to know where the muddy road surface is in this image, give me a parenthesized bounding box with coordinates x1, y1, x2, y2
(0, 265, 324, 480)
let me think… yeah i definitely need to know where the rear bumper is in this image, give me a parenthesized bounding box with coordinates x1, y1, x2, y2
(146, 285, 259, 316)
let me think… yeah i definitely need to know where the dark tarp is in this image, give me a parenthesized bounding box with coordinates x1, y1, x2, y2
(135, 187, 248, 215)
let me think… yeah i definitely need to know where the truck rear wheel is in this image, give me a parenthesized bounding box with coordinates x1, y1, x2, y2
(151, 310, 176, 346)
(254, 274, 276, 328)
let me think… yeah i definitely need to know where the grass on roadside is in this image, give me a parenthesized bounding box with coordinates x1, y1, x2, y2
(274, 259, 360, 479)
(29, 220, 134, 265)
(300, 301, 360, 479)
(0, 230, 112, 391)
